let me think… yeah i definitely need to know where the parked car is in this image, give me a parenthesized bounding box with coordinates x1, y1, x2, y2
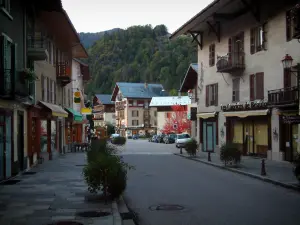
(110, 133, 120, 143)
(156, 134, 166, 143)
(175, 133, 191, 148)
(151, 135, 158, 142)
(132, 134, 139, 140)
(164, 134, 176, 144)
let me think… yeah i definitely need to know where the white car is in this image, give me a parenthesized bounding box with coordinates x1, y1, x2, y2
(175, 133, 191, 148)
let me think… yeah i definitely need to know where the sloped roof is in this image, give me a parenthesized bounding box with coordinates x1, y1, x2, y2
(150, 96, 191, 106)
(179, 63, 199, 92)
(95, 94, 114, 105)
(112, 82, 165, 100)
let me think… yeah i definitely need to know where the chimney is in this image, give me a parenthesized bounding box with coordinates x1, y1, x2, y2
(144, 82, 148, 89)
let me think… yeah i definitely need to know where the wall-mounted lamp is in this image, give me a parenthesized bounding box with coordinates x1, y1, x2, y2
(273, 128, 278, 141)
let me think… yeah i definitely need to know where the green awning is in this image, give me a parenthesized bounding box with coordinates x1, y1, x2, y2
(66, 108, 83, 121)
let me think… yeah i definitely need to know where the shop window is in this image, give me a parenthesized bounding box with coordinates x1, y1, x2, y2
(250, 73, 264, 101)
(132, 110, 139, 117)
(232, 78, 240, 102)
(205, 83, 218, 106)
(250, 24, 267, 54)
(209, 43, 215, 67)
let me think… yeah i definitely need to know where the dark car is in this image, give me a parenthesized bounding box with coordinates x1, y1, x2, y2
(156, 134, 166, 143)
(164, 134, 176, 144)
(151, 135, 158, 142)
(132, 134, 139, 140)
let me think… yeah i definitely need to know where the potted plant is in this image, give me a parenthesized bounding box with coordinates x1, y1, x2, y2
(293, 152, 300, 183)
(220, 142, 241, 167)
(185, 138, 198, 157)
(20, 68, 38, 82)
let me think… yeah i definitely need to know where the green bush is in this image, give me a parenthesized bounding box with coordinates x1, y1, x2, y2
(112, 136, 126, 145)
(185, 139, 198, 156)
(220, 142, 241, 166)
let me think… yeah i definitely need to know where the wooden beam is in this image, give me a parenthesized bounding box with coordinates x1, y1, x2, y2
(213, 7, 250, 20)
(207, 21, 221, 42)
(240, 0, 260, 22)
(189, 31, 203, 50)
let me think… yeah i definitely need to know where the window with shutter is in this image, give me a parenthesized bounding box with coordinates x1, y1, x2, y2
(232, 78, 240, 102)
(209, 44, 215, 67)
(206, 84, 218, 106)
(255, 72, 264, 100)
(249, 74, 255, 101)
(250, 25, 266, 53)
(205, 85, 209, 107)
(286, 9, 299, 41)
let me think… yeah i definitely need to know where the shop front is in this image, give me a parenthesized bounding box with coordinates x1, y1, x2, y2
(197, 112, 218, 152)
(222, 102, 271, 157)
(65, 108, 84, 143)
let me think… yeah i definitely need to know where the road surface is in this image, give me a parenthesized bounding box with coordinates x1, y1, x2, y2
(122, 140, 300, 225)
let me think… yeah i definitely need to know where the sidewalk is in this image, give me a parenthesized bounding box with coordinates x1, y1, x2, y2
(0, 152, 119, 225)
(174, 151, 300, 191)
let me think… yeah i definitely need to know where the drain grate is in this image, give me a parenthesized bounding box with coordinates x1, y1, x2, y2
(48, 221, 83, 225)
(0, 179, 21, 185)
(149, 204, 184, 211)
(22, 171, 37, 175)
(120, 212, 135, 220)
(76, 210, 111, 218)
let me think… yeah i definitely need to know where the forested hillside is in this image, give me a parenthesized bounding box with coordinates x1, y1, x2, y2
(84, 24, 197, 95)
(79, 28, 120, 48)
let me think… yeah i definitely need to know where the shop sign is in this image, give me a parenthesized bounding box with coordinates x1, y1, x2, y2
(282, 115, 300, 124)
(221, 101, 268, 112)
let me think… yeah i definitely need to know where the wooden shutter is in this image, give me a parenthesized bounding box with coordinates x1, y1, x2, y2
(284, 69, 291, 88)
(205, 85, 209, 107)
(212, 44, 215, 66)
(11, 43, 17, 87)
(256, 72, 264, 99)
(132, 110, 134, 117)
(228, 38, 232, 64)
(250, 74, 255, 101)
(262, 23, 268, 50)
(250, 28, 255, 54)
(214, 84, 218, 106)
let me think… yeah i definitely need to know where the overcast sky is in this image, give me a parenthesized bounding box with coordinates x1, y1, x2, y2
(62, 0, 213, 33)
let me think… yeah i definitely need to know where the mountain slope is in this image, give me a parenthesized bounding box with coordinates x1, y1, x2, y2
(85, 24, 197, 95)
(79, 28, 120, 48)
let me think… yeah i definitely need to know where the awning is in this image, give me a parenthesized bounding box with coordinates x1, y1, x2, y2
(197, 112, 216, 119)
(223, 109, 269, 118)
(65, 108, 83, 121)
(39, 101, 68, 117)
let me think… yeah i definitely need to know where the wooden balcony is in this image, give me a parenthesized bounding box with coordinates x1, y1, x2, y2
(56, 62, 71, 86)
(0, 69, 15, 99)
(27, 34, 48, 61)
(216, 52, 245, 73)
(268, 86, 299, 106)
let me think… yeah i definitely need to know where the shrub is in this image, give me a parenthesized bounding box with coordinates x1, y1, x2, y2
(112, 136, 126, 145)
(185, 139, 198, 156)
(220, 142, 241, 166)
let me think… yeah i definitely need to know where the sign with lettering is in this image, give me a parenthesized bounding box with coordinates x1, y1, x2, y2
(221, 101, 268, 112)
(282, 115, 300, 124)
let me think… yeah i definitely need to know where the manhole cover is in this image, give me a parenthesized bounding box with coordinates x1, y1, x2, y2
(149, 204, 184, 211)
(48, 221, 83, 225)
(76, 211, 111, 218)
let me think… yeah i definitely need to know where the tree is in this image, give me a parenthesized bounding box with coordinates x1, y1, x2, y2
(162, 105, 191, 134)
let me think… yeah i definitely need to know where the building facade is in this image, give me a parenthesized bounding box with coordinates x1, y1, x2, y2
(150, 96, 191, 134)
(171, 0, 300, 161)
(0, 0, 88, 181)
(92, 94, 115, 128)
(111, 82, 164, 137)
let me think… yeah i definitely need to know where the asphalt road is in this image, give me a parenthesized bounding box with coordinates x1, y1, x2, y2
(122, 140, 300, 225)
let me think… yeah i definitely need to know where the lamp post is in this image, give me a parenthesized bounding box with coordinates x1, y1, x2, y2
(281, 54, 300, 154)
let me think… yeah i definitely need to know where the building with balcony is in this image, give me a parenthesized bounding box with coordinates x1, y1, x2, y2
(150, 96, 191, 134)
(0, 0, 88, 182)
(171, 0, 300, 162)
(111, 82, 164, 137)
(92, 94, 115, 128)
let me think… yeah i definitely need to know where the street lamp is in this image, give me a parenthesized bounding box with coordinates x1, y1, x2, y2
(281, 54, 294, 70)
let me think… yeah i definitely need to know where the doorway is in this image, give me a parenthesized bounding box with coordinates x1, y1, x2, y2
(0, 113, 12, 180)
(17, 111, 24, 171)
(202, 121, 216, 152)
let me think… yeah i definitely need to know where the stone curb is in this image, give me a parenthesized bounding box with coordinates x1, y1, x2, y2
(174, 153, 300, 193)
(117, 196, 136, 225)
(112, 200, 122, 225)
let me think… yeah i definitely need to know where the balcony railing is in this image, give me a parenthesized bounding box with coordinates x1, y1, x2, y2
(268, 86, 299, 106)
(56, 62, 71, 85)
(27, 34, 48, 61)
(216, 51, 245, 73)
(0, 69, 14, 98)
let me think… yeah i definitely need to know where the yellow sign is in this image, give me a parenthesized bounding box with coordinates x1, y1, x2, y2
(74, 91, 81, 98)
(81, 107, 92, 115)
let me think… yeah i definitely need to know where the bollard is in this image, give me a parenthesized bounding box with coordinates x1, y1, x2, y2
(180, 147, 182, 154)
(208, 152, 211, 161)
(261, 159, 266, 176)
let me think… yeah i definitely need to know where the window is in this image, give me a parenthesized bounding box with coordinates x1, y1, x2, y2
(154, 111, 157, 117)
(286, 8, 300, 41)
(250, 72, 264, 101)
(132, 110, 139, 117)
(133, 100, 137, 106)
(232, 78, 240, 102)
(205, 83, 218, 106)
(132, 120, 139, 126)
(209, 44, 215, 66)
(0, 0, 11, 13)
(250, 24, 267, 54)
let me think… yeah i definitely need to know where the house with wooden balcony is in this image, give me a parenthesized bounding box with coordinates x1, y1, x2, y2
(111, 82, 164, 137)
(171, 0, 300, 162)
(92, 94, 115, 128)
